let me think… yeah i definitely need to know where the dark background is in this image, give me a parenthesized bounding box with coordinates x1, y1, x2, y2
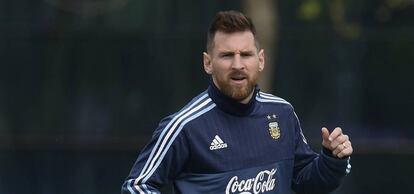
(1, 0, 413, 193)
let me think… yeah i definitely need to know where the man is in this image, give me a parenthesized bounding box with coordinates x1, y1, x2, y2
(122, 10, 353, 194)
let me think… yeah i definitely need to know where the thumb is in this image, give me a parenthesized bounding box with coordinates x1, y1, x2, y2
(321, 127, 331, 146)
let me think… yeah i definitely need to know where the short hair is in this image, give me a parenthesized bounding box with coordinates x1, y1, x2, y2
(206, 10, 259, 52)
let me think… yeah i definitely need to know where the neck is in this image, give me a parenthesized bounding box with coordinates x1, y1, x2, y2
(208, 82, 258, 117)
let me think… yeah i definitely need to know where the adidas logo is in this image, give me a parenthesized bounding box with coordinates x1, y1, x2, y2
(209, 135, 228, 150)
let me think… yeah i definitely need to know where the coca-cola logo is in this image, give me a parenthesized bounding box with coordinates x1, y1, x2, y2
(225, 168, 277, 194)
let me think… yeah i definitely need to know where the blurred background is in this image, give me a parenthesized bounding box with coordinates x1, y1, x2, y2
(1, 0, 414, 193)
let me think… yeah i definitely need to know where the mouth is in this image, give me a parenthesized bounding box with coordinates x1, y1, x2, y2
(230, 74, 247, 84)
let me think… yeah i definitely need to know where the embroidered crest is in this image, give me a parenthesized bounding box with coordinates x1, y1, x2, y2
(267, 114, 280, 140)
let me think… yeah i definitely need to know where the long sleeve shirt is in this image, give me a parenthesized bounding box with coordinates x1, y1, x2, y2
(122, 83, 351, 194)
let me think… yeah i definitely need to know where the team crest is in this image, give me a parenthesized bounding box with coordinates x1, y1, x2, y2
(267, 114, 280, 140)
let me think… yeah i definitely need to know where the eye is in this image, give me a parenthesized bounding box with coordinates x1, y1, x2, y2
(220, 53, 233, 58)
(240, 52, 254, 57)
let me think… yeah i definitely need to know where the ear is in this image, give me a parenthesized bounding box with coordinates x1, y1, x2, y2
(203, 52, 213, 75)
(258, 49, 265, 72)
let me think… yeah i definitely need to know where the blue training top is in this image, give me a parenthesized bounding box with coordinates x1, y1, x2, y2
(122, 83, 351, 194)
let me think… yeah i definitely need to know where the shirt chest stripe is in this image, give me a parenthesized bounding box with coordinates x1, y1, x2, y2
(132, 95, 214, 193)
(137, 93, 208, 179)
(142, 103, 216, 183)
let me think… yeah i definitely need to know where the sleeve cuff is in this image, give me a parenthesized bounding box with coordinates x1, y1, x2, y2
(320, 148, 352, 175)
(322, 147, 335, 158)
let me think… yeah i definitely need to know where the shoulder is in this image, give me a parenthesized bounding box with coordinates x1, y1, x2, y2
(255, 91, 293, 108)
(157, 90, 216, 131)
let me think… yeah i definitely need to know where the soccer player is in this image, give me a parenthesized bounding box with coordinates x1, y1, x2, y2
(122, 10, 353, 194)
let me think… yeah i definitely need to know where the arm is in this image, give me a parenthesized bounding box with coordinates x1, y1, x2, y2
(291, 111, 352, 194)
(121, 116, 190, 194)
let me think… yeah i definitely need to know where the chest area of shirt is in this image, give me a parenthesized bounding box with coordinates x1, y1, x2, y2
(185, 111, 295, 173)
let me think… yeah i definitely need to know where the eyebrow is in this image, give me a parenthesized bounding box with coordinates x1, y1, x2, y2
(218, 51, 234, 56)
(217, 50, 255, 56)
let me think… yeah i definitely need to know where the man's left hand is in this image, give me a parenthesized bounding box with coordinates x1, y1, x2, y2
(321, 127, 353, 158)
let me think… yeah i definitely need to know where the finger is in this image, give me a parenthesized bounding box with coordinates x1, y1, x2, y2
(337, 143, 353, 158)
(321, 127, 331, 148)
(321, 127, 330, 141)
(332, 144, 343, 156)
(333, 141, 352, 156)
(328, 127, 343, 141)
(330, 135, 349, 149)
(332, 141, 348, 155)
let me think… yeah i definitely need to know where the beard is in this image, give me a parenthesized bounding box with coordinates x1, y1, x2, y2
(213, 70, 258, 102)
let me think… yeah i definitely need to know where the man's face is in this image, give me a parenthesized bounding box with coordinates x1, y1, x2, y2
(203, 31, 264, 103)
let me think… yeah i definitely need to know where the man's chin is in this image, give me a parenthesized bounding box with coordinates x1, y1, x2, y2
(216, 80, 255, 101)
(229, 88, 252, 101)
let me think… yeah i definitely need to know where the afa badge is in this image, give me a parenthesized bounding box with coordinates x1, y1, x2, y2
(267, 114, 280, 140)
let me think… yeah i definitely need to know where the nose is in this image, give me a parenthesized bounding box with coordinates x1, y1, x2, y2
(231, 54, 244, 70)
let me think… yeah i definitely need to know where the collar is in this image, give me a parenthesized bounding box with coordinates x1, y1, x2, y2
(208, 81, 258, 116)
